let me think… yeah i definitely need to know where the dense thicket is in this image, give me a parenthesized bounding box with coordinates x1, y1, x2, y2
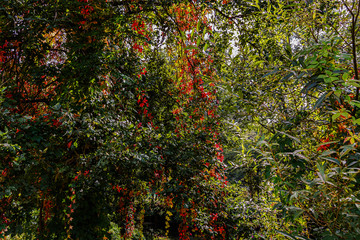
(1, 1, 226, 239)
(217, 0, 360, 239)
(1, 0, 360, 239)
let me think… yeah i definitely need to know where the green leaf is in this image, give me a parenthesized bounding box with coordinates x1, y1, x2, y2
(203, 43, 209, 52)
(186, 45, 197, 50)
(288, 206, 304, 219)
(196, 37, 201, 46)
(342, 72, 350, 80)
(316, 141, 338, 148)
(190, 28, 195, 42)
(340, 144, 355, 157)
(321, 157, 340, 166)
(314, 91, 333, 109)
(52, 103, 62, 110)
(349, 100, 360, 108)
(262, 68, 279, 78)
(334, 89, 342, 97)
(196, 20, 201, 32)
(276, 131, 301, 144)
(281, 72, 294, 81)
(316, 162, 326, 182)
(352, 118, 360, 125)
(276, 231, 296, 239)
(346, 79, 360, 87)
(202, 27, 207, 37)
(310, 208, 319, 219)
(320, 149, 337, 156)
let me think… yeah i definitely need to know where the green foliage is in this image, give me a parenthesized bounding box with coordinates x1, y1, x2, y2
(1, 0, 226, 239)
(2, 0, 360, 239)
(215, 0, 360, 239)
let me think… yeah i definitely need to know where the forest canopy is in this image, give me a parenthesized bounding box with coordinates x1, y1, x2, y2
(1, 0, 360, 239)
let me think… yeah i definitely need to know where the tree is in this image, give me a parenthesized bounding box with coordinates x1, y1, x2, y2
(0, 0, 227, 239)
(3, 0, 360, 239)
(216, 0, 360, 238)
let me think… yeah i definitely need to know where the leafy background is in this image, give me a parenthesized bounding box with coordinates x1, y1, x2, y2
(1, 0, 360, 239)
